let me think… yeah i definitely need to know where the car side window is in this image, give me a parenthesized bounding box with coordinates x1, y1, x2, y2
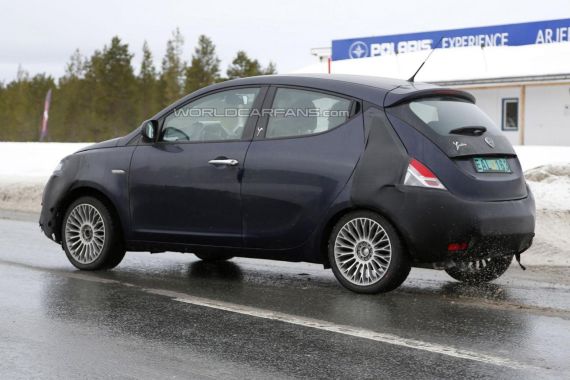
(265, 88, 352, 139)
(161, 88, 260, 142)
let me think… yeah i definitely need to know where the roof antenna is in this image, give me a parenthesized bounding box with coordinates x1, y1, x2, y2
(408, 36, 443, 82)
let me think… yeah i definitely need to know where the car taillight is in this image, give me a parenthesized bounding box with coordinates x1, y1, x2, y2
(404, 159, 446, 190)
(447, 242, 468, 251)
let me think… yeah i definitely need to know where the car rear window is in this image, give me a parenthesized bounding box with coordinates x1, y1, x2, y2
(405, 97, 499, 135)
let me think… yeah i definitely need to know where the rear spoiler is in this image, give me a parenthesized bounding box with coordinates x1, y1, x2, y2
(384, 87, 475, 107)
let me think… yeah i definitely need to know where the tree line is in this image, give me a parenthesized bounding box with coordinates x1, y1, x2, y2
(0, 29, 276, 142)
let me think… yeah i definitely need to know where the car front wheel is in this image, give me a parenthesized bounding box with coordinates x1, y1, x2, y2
(445, 255, 513, 284)
(328, 211, 411, 294)
(61, 196, 125, 270)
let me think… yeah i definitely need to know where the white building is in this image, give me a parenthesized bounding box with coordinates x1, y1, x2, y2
(295, 20, 570, 146)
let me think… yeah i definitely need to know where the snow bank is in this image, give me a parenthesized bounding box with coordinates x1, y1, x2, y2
(525, 165, 570, 212)
(0, 182, 44, 213)
(1, 142, 567, 182)
(514, 145, 570, 171)
(0, 142, 90, 212)
(526, 210, 570, 266)
(0, 142, 568, 212)
(525, 164, 570, 182)
(0, 142, 90, 184)
(0, 141, 568, 266)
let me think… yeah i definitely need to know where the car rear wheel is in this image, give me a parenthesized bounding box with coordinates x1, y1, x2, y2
(445, 255, 513, 284)
(62, 196, 125, 270)
(195, 253, 234, 262)
(328, 211, 411, 294)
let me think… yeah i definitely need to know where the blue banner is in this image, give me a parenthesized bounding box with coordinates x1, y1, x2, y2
(332, 18, 570, 61)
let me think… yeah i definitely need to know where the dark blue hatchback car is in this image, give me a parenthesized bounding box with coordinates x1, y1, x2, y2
(40, 74, 535, 293)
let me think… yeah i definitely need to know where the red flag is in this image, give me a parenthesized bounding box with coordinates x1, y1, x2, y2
(39, 89, 52, 142)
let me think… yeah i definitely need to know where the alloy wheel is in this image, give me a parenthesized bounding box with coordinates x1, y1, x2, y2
(64, 203, 106, 264)
(333, 217, 392, 286)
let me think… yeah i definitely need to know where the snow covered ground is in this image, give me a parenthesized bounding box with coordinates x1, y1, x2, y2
(0, 142, 569, 265)
(0, 142, 90, 184)
(1, 142, 567, 184)
(0, 142, 90, 213)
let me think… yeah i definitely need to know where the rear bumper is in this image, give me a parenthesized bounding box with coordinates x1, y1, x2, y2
(377, 185, 535, 265)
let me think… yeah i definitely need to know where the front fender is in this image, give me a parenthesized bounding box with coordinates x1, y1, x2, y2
(39, 147, 135, 242)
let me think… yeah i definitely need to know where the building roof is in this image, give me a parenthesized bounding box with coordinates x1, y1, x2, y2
(293, 43, 570, 85)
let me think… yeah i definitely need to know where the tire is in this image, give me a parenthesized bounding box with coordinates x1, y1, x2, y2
(61, 196, 126, 270)
(195, 253, 234, 262)
(445, 255, 513, 284)
(328, 211, 411, 294)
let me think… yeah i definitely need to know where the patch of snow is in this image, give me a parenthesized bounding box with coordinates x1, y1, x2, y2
(513, 145, 570, 171)
(292, 43, 570, 84)
(0, 142, 90, 212)
(0, 142, 90, 184)
(523, 210, 570, 266)
(0, 143, 567, 182)
(529, 181, 570, 212)
(0, 181, 44, 213)
(525, 164, 570, 211)
(0, 142, 568, 266)
(524, 164, 570, 182)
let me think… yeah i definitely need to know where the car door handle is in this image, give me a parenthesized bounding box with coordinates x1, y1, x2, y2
(208, 159, 239, 166)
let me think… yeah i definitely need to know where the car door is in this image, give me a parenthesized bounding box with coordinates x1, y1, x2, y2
(241, 86, 364, 250)
(129, 86, 266, 247)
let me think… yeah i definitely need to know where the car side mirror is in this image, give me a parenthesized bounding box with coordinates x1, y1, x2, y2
(141, 120, 158, 142)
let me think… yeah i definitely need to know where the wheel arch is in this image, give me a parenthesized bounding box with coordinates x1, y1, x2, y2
(56, 185, 124, 243)
(318, 206, 409, 268)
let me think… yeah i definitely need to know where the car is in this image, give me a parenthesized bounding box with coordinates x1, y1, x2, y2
(39, 74, 535, 294)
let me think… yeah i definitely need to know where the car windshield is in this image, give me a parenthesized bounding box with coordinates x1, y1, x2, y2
(406, 97, 499, 135)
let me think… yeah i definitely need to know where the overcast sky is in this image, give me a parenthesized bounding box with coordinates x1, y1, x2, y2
(1, 0, 570, 82)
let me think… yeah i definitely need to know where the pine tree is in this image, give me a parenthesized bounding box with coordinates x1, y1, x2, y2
(0, 69, 55, 141)
(137, 41, 158, 121)
(85, 36, 137, 139)
(56, 50, 89, 141)
(0, 32, 281, 142)
(0, 83, 5, 139)
(1, 67, 30, 140)
(263, 61, 278, 75)
(184, 35, 221, 93)
(226, 51, 277, 79)
(159, 28, 185, 107)
(65, 49, 87, 78)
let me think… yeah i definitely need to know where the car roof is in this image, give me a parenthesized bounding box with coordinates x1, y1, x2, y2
(222, 73, 408, 90)
(154, 74, 474, 119)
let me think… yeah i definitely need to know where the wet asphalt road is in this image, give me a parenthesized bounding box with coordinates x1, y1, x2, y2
(1, 214, 569, 379)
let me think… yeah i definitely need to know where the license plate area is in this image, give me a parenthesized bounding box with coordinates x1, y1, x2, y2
(473, 157, 511, 173)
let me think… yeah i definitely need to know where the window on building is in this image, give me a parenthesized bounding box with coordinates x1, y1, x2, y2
(502, 98, 519, 131)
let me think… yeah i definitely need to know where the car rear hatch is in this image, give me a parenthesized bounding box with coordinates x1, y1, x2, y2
(384, 90, 527, 202)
